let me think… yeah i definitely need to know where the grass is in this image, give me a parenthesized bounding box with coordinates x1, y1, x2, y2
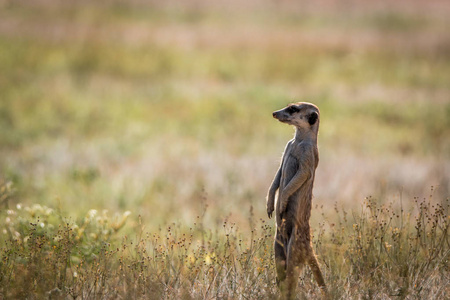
(1, 182, 448, 299)
(0, 0, 449, 298)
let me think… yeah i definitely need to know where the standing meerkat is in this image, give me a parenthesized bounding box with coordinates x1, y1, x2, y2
(266, 102, 327, 299)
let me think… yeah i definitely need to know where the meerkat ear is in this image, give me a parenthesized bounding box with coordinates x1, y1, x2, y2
(308, 112, 318, 125)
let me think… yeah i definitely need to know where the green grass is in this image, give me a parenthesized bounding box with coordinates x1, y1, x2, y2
(0, 0, 449, 298)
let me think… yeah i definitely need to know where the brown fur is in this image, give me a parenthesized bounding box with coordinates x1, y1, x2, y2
(266, 102, 327, 299)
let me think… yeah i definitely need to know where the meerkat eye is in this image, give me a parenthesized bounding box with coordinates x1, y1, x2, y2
(286, 106, 299, 114)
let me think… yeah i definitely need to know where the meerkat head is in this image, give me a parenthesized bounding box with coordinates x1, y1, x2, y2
(272, 102, 320, 132)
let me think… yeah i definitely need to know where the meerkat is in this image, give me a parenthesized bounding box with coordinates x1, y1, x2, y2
(266, 102, 326, 299)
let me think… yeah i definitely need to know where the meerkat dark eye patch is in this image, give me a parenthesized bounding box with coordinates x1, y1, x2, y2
(286, 106, 300, 114)
(308, 112, 318, 125)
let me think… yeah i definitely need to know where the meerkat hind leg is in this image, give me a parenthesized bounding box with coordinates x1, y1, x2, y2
(274, 231, 287, 285)
(284, 235, 306, 300)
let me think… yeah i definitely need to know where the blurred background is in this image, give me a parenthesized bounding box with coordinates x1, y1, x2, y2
(0, 0, 449, 229)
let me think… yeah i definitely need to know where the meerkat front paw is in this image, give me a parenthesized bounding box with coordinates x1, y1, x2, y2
(267, 206, 274, 219)
(266, 197, 275, 218)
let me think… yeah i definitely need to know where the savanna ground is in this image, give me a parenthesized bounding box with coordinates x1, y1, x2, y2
(0, 0, 449, 299)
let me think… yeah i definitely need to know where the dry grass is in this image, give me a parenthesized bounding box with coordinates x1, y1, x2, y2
(0, 181, 448, 299)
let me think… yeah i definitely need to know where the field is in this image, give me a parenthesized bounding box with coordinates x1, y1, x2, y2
(0, 0, 449, 299)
